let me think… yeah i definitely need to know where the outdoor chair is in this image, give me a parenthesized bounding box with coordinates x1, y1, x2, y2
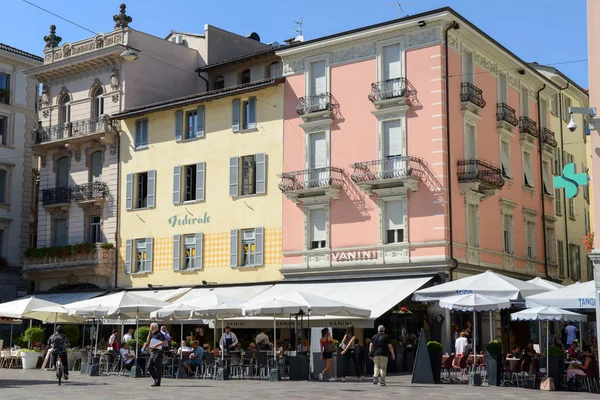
(254, 351, 269, 379)
(202, 352, 216, 379)
(229, 352, 243, 379)
(78, 350, 89, 374)
(441, 355, 455, 382)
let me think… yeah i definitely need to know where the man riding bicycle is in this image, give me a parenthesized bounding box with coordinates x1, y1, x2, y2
(48, 326, 70, 380)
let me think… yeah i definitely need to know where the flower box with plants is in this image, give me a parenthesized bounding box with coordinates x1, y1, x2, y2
(24, 242, 114, 266)
(485, 340, 503, 386)
(21, 327, 46, 369)
(426, 341, 443, 383)
(583, 232, 594, 252)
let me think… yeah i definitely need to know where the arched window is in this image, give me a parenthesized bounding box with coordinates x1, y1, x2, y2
(89, 151, 102, 182)
(59, 94, 70, 125)
(241, 69, 251, 84)
(92, 86, 104, 119)
(268, 62, 281, 78)
(215, 76, 225, 90)
(56, 156, 69, 188)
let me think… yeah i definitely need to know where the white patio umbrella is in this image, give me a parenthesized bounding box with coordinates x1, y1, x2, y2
(526, 277, 564, 291)
(24, 305, 86, 324)
(511, 306, 587, 374)
(413, 270, 548, 302)
(274, 292, 371, 318)
(525, 281, 596, 309)
(0, 296, 64, 319)
(439, 294, 511, 357)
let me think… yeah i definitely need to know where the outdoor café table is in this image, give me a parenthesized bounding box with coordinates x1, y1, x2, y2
(506, 357, 520, 370)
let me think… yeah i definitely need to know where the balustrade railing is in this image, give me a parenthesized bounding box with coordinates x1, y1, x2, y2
(496, 103, 519, 126)
(368, 78, 408, 102)
(541, 127, 558, 148)
(296, 92, 331, 116)
(32, 117, 120, 144)
(519, 116, 539, 138)
(41, 187, 71, 206)
(279, 167, 344, 192)
(71, 182, 109, 202)
(460, 82, 486, 109)
(457, 159, 505, 189)
(351, 156, 423, 182)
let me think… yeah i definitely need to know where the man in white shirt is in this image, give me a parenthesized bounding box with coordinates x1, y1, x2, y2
(219, 326, 239, 352)
(122, 328, 134, 344)
(255, 329, 271, 351)
(565, 322, 579, 345)
(120, 342, 145, 371)
(455, 331, 468, 356)
(108, 329, 119, 350)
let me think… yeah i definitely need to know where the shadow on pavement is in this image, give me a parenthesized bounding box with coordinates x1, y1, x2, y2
(0, 379, 108, 388)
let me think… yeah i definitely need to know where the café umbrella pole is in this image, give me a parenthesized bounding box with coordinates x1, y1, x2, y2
(273, 314, 277, 362)
(9, 324, 13, 348)
(473, 310, 477, 356)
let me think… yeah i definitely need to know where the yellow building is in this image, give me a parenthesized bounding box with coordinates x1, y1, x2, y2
(113, 77, 284, 288)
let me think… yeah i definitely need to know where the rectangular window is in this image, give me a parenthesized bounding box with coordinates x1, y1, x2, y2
(136, 172, 148, 209)
(0, 116, 7, 146)
(383, 119, 403, 158)
(569, 244, 581, 280)
(500, 139, 511, 178)
(553, 148, 561, 174)
(184, 164, 197, 202)
(526, 221, 535, 259)
(383, 43, 402, 81)
(540, 99, 548, 129)
(562, 95, 572, 122)
(498, 73, 507, 103)
(463, 50, 474, 84)
(54, 219, 67, 247)
(89, 215, 101, 243)
(551, 93, 559, 115)
(135, 239, 147, 273)
(557, 240, 565, 276)
(183, 234, 196, 270)
(0, 169, 6, 204)
(521, 87, 529, 117)
(310, 209, 327, 249)
(385, 200, 405, 244)
(241, 229, 256, 266)
(465, 124, 476, 160)
(555, 189, 562, 215)
(542, 160, 551, 195)
(241, 155, 256, 196)
(135, 119, 148, 148)
(585, 209, 591, 234)
(568, 197, 575, 219)
(523, 151, 534, 188)
(185, 110, 197, 140)
(503, 214, 513, 254)
(310, 60, 327, 95)
(467, 204, 480, 248)
(546, 227, 556, 264)
(0, 73, 10, 104)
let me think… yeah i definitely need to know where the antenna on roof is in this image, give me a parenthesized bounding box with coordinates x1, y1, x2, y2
(294, 17, 303, 37)
(382, 1, 415, 18)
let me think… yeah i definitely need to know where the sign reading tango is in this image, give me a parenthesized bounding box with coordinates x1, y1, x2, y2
(168, 212, 210, 228)
(331, 250, 378, 262)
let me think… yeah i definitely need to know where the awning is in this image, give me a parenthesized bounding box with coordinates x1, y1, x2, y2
(131, 288, 192, 302)
(224, 277, 432, 328)
(23, 291, 105, 305)
(178, 285, 273, 302)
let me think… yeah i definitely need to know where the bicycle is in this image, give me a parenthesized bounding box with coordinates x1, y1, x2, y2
(56, 354, 63, 385)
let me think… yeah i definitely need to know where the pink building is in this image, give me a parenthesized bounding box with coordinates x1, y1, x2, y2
(277, 7, 587, 344)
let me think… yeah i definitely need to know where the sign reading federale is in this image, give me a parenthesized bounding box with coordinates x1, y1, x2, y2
(168, 212, 210, 227)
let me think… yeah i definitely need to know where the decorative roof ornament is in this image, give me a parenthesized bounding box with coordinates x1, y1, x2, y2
(113, 3, 132, 29)
(44, 25, 62, 49)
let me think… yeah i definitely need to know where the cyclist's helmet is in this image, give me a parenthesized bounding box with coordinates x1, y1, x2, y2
(56, 325, 63, 333)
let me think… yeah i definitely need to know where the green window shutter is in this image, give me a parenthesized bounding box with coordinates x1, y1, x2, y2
(175, 110, 183, 140)
(125, 239, 132, 274)
(147, 169, 156, 208)
(145, 237, 153, 272)
(254, 227, 264, 266)
(173, 234, 181, 271)
(196, 162, 205, 201)
(229, 157, 238, 197)
(255, 153, 266, 194)
(232, 99, 240, 132)
(230, 229, 238, 267)
(126, 173, 133, 210)
(194, 232, 203, 269)
(173, 166, 181, 204)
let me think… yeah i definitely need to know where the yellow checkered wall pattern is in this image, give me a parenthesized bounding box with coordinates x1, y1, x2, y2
(119, 228, 282, 272)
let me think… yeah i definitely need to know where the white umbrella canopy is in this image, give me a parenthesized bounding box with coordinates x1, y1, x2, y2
(65, 291, 169, 318)
(274, 291, 371, 318)
(150, 294, 243, 319)
(526, 277, 564, 291)
(0, 296, 63, 319)
(511, 306, 588, 322)
(438, 293, 511, 312)
(67, 305, 111, 319)
(24, 305, 86, 324)
(413, 270, 548, 301)
(525, 281, 596, 309)
(242, 297, 309, 317)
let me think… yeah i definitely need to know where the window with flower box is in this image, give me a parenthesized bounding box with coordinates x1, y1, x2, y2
(125, 238, 153, 274)
(173, 233, 203, 271)
(230, 227, 264, 267)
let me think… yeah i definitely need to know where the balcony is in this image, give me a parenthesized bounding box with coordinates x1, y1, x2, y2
(351, 156, 423, 195)
(496, 103, 519, 130)
(31, 116, 119, 153)
(41, 187, 71, 208)
(457, 159, 505, 196)
(296, 92, 331, 122)
(368, 78, 409, 109)
(279, 166, 345, 204)
(460, 82, 486, 114)
(519, 116, 539, 143)
(23, 243, 114, 275)
(541, 127, 558, 149)
(72, 182, 109, 209)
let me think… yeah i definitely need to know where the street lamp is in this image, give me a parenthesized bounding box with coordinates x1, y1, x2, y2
(119, 48, 139, 61)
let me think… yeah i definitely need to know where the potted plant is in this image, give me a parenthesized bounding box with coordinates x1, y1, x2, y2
(485, 340, 503, 386)
(23, 326, 46, 346)
(20, 349, 42, 369)
(134, 326, 150, 350)
(547, 345, 564, 390)
(426, 341, 443, 384)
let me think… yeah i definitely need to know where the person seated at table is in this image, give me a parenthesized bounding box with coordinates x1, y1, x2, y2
(568, 340, 580, 358)
(120, 342, 145, 371)
(523, 340, 537, 359)
(178, 340, 191, 355)
(510, 345, 522, 359)
(297, 338, 309, 353)
(219, 326, 239, 353)
(183, 340, 204, 377)
(244, 343, 257, 358)
(122, 328, 135, 344)
(568, 345, 596, 377)
(98, 336, 108, 350)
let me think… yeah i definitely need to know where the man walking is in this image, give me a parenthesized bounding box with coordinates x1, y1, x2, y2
(369, 325, 395, 386)
(144, 323, 166, 387)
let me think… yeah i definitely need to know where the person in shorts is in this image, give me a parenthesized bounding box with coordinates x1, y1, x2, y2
(319, 328, 335, 381)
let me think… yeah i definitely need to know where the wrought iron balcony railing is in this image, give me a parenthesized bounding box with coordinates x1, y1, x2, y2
(541, 127, 558, 148)
(457, 159, 505, 189)
(496, 103, 519, 127)
(351, 156, 423, 183)
(519, 116, 539, 139)
(368, 78, 408, 102)
(41, 187, 71, 206)
(71, 182, 109, 202)
(460, 82, 486, 109)
(32, 117, 120, 144)
(279, 167, 344, 193)
(296, 92, 331, 116)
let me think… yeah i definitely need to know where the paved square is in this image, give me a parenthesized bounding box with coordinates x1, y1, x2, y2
(0, 369, 595, 399)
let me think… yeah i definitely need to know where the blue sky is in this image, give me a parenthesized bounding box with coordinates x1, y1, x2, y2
(3, 0, 589, 87)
